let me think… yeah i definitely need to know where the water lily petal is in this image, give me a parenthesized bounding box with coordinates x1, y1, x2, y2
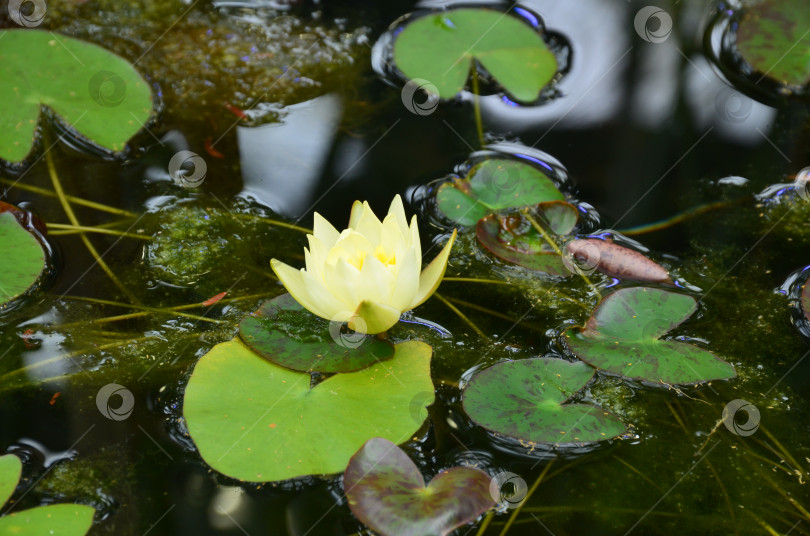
(313, 212, 340, 249)
(387, 194, 410, 237)
(325, 257, 362, 310)
(271, 259, 343, 319)
(357, 254, 396, 304)
(351, 300, 402, 334)
(348, 200, 364, 230)
(305, 234, 331, 280)
(354, 201, 383, 246)
(327, 230, 374, 268)
(411, 229, 457, 308)
(390, 247, 420, 311)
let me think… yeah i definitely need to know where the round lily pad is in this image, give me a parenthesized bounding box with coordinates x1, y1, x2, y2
(537, 200, 578, 236)
(0, 29, 155, 165)
(0, 454, 95, 536)
(736, 1, 810, 88)
(0, 211, 48, 310)
(183, 338, 434, 482)
(393, 8, 558, 101)
(239, 294, 395, 373)
(462, 358, 626, 444)
(437, 159, 565, 226)
(564, 287, 736, 385)
(476, 213, 569, 276)
(344, 437, 494, 536)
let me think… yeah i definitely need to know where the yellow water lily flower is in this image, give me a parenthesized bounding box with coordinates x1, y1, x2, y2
(271, 195, 457, 334)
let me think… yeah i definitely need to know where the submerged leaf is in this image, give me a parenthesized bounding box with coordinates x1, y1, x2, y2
(239, 294, 395, 373)
(462, 358, 625, 443)
(184, 339, 434, 482)
(476, 213, 569, 276)
(344, 438, 494, 536)
(393, 8, 557, 101)
(564, 287, 736, 385)
(736, 1, 810, 87)
(0, 212, 48, 309)
(0, 29, 154, 164)
(437, 159, 565, 226)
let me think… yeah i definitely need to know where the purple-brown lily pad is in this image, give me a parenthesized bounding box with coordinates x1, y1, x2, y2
(344, 437, 495, 536)
(476, 213, 569, 276)
(238, 294, 394, 373)
(802, 277, 810, 323)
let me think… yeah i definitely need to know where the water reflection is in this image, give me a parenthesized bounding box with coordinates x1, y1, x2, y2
(237, 94, 343, 218)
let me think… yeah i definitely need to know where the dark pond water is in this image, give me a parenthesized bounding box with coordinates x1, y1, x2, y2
(1, 0, 810, 535)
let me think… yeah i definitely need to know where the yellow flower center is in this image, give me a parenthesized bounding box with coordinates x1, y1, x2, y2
(346, 247, 395, 271)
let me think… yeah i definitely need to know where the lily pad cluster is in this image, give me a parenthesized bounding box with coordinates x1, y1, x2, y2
(0, 454, 95, 535)
(183, 295, 435, 482)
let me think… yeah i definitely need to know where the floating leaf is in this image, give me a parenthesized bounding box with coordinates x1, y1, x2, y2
(393, 8, 558, 101)
(564, 238, 672, 284)
(344, 438, 494, 536)
(184, 339, 434, 482)
(462, 358, 625, 444)
(564, 287, 736, 385)
(0, 454, 94, 536)
(537, 200, 578, 236)
(0, 29, 154, 164)
(0, 212, 48, 309)
(803, 276, 810, 323)
(476, 213, 569, 276)
(239, 294, 395, 373)
(736, 1, 810, 87)
(437, 159, 565, 226)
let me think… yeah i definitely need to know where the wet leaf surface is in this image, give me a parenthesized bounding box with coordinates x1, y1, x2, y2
(736, 1, 810, 87)
(476, 213, 569, 276)
(564, 287, 736, 385)
(0, 29, 154, 165)
(344, 437, 494, 536)
(803, 277, 810, 323)
(0, 454, 95, 536)
(184, 339, 434, 482)
(393, 8, 557, 101)
(437, 159, 565, 226)
(0, 212, 48, 309)
(463, 358, 625, 443)
(565, 238, 672, 284)
(239, 293, 395, 373)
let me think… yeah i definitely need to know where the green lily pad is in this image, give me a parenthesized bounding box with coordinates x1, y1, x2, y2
(0, 454, 95, 535)
(736, 1, 810, 87)
(537, 200, 578, 236)
(476, 213, 569, 276)
(0, 29, 154, 165)
(436, 159, 565, 226)
(0, 212, 48, 309)
(183, 338, 434, 482)
(344, 437, 494, 536)
(564, 287, 736, 385)
(239, 294, 395, 373)
(393, 8, 558, 101)
(463, 358, 625, 444)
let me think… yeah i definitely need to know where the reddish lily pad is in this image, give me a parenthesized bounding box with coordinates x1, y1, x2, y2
(436, 159, 565, 226)
(462, 358, 626, 444)
(736, 1, 810, 88)
(239, 294, 394, 373)
(564, 287, 736, 385)
(344, 438, 494, 536)
(803, 278, 810, 323)
(476, 213, 569, 276)
(0, 211, 49, 310)
(565, 238, 672, 284)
